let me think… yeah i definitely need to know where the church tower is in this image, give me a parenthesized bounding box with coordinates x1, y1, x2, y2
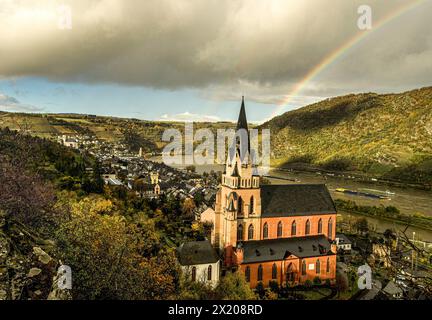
(213, 97, 262, 267)
(207, 97, 337, 287)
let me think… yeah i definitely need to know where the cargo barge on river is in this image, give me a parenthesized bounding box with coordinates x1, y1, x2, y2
(335, 188, 391, 200)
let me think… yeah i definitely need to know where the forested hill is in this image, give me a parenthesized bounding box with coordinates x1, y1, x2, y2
(260, 87, 432, 185)
(1, 86, 432, 184)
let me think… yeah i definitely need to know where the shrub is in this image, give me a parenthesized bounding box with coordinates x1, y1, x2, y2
(255, 282, 265, 299)
(215, 271, 256, 300)
(269, 280, 279, 293)
(304, 280, 313, 288)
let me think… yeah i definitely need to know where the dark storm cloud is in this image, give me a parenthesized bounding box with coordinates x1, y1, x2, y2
(0, 0, 431, 104)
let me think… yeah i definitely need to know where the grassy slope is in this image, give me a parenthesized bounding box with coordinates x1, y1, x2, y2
(261, 87, 432, 182)
(0, 112, 235, 153)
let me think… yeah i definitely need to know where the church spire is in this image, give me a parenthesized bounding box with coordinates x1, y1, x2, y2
(236, 96, 249, 132)
(231, 96, 251, 164)
(222, 96, 259, 189)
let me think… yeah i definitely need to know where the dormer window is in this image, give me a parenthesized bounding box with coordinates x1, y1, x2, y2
(318, 244, 326, 254)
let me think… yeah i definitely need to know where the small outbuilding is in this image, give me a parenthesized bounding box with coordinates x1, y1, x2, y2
(177, 240, 220, 288)
(335, 233, 352, 253)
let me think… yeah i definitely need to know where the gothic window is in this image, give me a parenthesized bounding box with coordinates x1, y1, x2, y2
(326, 258, 330, 273)
(258, 265, 263, 281)
(301, 261, 306, 275)
(249, 196, 254, 214)
(248, 224, 254, 240)
(287, 263, 294, 281)
(318, 218, 323, 234)
(238, 197, 243, 215)
(291, 220, 297, 236)
(328, 218, 333, 238)
(277, 221, 283, 238)
(263, 223, 269, 239)
(245, 266, 250, 282)
(208, 265, 212, 281)
(316, 259, 321, 274)
(272, 263, 277, 279)
(237, 224, 244, 241)
(305, 219, 311, 235)
(191, 267, 196, 282)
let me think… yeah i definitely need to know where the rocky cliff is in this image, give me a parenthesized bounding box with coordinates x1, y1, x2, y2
(0, 211, 70, 300)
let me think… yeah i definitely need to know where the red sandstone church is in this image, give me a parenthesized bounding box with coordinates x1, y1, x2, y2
(205, 98, 337, 288)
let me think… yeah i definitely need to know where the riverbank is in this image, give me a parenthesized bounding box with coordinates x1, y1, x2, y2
(274, 163, 432, 191)
(148, 156, 432, 240)
(338, 211, 432, 243)
(335, 199, 432, 232)
(267, 168, 432, 217)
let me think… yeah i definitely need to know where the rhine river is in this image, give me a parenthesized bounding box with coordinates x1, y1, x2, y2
(151, 157, 432, 242)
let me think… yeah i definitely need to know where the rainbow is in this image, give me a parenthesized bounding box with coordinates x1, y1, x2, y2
(271, 0, 428, 118)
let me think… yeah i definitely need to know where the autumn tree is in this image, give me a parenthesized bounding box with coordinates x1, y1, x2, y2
(0, 157, 58, 231)
(354, 218, 369, 235)
(215, 271, 256, 300)
(182, 198, 196, 217)
(55, 197, 179, 299)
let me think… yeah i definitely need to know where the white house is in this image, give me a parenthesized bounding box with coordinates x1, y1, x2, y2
(335, 233, 352, 253)
(61, 135, 79, 148)
(199, 207, 215, 224)
(177, 240, 220, 288)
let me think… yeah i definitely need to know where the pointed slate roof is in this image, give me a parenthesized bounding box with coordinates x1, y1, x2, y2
(231, 162, 239, 177)
(236, 96, 249, 132)
(229, 96, 250, 162)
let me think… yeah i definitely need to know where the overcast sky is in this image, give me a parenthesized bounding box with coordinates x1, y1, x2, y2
(0, 0, 431, 122)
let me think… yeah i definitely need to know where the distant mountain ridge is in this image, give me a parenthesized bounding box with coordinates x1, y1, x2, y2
(0, 111, 235, 154)
(1, 86, 432, 184)
(261, 86, 432, 184)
